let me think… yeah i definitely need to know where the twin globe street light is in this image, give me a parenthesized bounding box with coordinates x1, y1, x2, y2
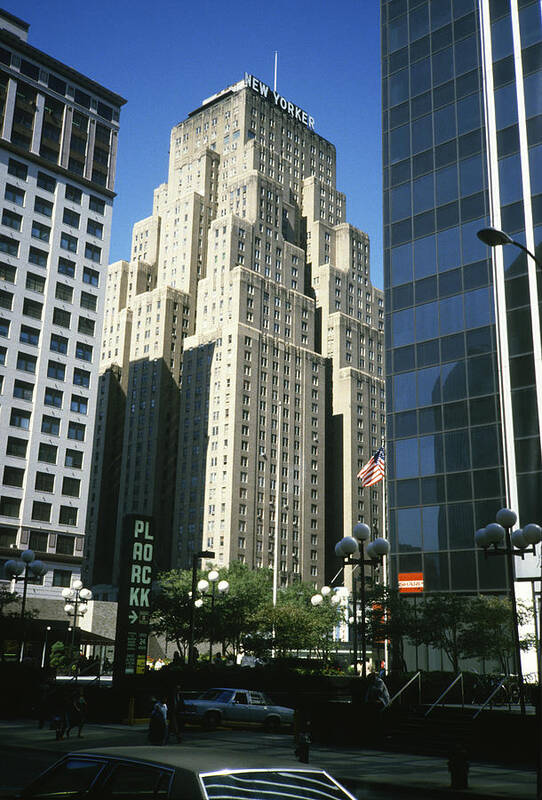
(195, 570, 230, 660)
(62, 580, 93, 652)
(334, 523, 390, 677)
(5, 549, 47, 662)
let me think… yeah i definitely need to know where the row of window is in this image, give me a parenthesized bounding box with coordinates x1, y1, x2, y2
(1, 339, 93, 374)
(9, 406, 86, 440)
(6, 435, 83, 467)
(3, 466, 80, 497)
(7, 159, 106, 213)
(0, 495, 78, 525)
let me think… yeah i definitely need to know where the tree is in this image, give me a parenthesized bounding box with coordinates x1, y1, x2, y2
(408, 594, 470, 673)
(364, 584, 415, 671)
(0, 584, 20, 617)
(458, 595, 535, 674)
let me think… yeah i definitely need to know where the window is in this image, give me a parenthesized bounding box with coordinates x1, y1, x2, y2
(32, 221, 50, 242)
(68, 421, 85, 441)
(37, 171, 56, 192)
(73, 368, 90, 387)
(55, 282, 73, 302)
(70, 394, 88, 414)
(56, 533, 75, 553)
(0, 288, 13, 309)
(26, 272, 46, 293)
(47, 360, 66, 380)
(85, 243, 101, 262)
(35, 472, 54, 492)
(89, 195, 105, 214)
(62, 477, 80, 497)
(53, 308, 71, 328)
(65, 449, 83, 468)
(80, 291, 97, 311)
(3, 466, 24, 487)
(28, 246, 48, 267)
(0, 318, 10, 338)
(78, 317, 95, 336)
(87, 219, 103, 239)
(41, 414, 60, 435)
(58, 257, 75, 277)
(76, 341, 92, 361)
(63, 208, 80, 228)
(65, 185, 82, 203)
(44, 387, 63, 407)
(6, 435, 27, 459)
(34, 197, 53, 217)
(5, 184, 24, 206)
(60, 232, 77, 252)
(82, 266, 99, 286)
(8, 158, 27, 180)
(23, 298, 43, 319)
(38, 443, 57, 463)
(0, 235, 19, 256)
(0, 262, 16, 282)
(17, 352, 37, 373)
(10, 408, 31, 429)
(59, 505, 77, 526)
(51, 569, 71, 587)
(32, 501, 51, 522)
(50, 333, 68, 354)
(2, 209, 22, 230)
(13, 379, 34, 401)
(0, 496, 21, 517)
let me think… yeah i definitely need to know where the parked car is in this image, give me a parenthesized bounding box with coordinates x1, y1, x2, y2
(17, 747, 358, 800)
(182, 687, 294, 731)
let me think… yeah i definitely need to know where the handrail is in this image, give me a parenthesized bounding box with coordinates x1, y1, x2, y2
(387, 670, 422, 708)
(425, 673, 464, 717)
(473, 676, 507, 719)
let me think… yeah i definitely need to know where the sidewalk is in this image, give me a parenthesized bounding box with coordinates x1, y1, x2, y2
(0, 720, 536, 799)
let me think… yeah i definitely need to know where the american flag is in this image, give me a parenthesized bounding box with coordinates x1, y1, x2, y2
(357, 446, 385, 487)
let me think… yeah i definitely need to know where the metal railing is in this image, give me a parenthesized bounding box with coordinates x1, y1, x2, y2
(387, 670, 422, 708)
(425, 673, 464, 716)
(473, 676, 508, 719)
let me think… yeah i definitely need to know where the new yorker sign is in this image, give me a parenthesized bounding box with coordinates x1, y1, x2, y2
(113, 514, 155, 682)
(244, 73, 315, 130)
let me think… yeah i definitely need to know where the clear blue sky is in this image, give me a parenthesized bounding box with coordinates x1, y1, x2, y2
(8, 0, 383, 287)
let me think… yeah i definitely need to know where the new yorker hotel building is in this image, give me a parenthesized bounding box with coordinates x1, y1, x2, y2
(87, 74, 384, 593)
(0, 10, 125, 611)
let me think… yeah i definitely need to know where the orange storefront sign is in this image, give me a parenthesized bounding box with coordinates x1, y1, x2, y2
(398, 572, 424, 594)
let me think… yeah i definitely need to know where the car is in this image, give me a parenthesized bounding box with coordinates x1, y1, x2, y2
(17, 747, 358, 800)
(182, 687, 294, 731)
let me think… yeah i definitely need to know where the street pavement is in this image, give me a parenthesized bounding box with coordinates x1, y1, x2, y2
(0, 719, 536, 799)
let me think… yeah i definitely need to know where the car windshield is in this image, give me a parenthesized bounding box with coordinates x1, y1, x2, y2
(22, 757, 105, 797)
(200, 689, 234, 702)
(201, 770, 353, 800)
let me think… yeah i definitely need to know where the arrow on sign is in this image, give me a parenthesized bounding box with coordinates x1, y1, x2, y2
(129, 610, 138, 624)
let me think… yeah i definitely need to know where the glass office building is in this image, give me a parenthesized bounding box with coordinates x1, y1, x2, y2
(382, 0, 541, 598)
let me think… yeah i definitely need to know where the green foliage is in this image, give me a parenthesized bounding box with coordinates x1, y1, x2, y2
(48, 641, 76, 669)
(0, 584, 20, 617)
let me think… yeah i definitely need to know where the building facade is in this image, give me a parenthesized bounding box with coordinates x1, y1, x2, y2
(0, 9, 125, 618)
(87, 74, 385, 596)
(381, 0, 541, 642)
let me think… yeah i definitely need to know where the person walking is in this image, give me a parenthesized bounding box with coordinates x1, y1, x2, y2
(148, 696, 168, 745)
(66, 690, 87, 738)
(167, 685, 185, 743)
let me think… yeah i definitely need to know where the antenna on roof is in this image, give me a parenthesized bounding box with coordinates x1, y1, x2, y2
(273, 51, 278, 92)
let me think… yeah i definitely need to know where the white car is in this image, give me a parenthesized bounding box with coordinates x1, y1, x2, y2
(182, 687, 294, 731)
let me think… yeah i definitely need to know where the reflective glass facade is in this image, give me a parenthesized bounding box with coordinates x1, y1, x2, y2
(382, 0, 542, 593)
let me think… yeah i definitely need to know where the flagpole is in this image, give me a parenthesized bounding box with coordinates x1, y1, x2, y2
(381, 441, 389, 673)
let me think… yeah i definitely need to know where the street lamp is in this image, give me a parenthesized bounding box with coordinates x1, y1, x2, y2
(207, 570, 229, 660)
(188, 550, 215, 666)
(41, 625, 52, 669)
(62, 579, 93, 653)
(475, 507, 542, 717)
(335, 523, 390, 677)
(5, 549, 48, 661)
(476, 227, 542, 269)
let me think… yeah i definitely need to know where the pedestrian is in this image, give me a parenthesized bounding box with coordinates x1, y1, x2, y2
(66, 689, 87, 738)
(167, 685, 185, 743)
(51, 688, 69, 740)
(364, 672, 390, 710)
(148, 696, 168, 745)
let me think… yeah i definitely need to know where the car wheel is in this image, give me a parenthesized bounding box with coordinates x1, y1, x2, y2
(203, 712, 220, 731)
(264, 716, 280, 732)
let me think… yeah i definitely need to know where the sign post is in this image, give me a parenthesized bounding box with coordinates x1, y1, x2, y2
(398, 572, 424, 671)
(113, 515, 155, 685)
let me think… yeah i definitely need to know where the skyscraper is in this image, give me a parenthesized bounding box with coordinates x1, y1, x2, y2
(0, 9, 125, 617)
(87, 74, 385, 596)
(381, 0, 541, 640)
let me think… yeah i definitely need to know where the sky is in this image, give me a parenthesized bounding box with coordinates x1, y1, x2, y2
(7, 0, 384, 287)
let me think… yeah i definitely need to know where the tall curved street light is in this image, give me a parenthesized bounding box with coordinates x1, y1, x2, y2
(335, 523, 390, 677)
(5, 549, 47, 661)
(476, 227, 541, 269)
